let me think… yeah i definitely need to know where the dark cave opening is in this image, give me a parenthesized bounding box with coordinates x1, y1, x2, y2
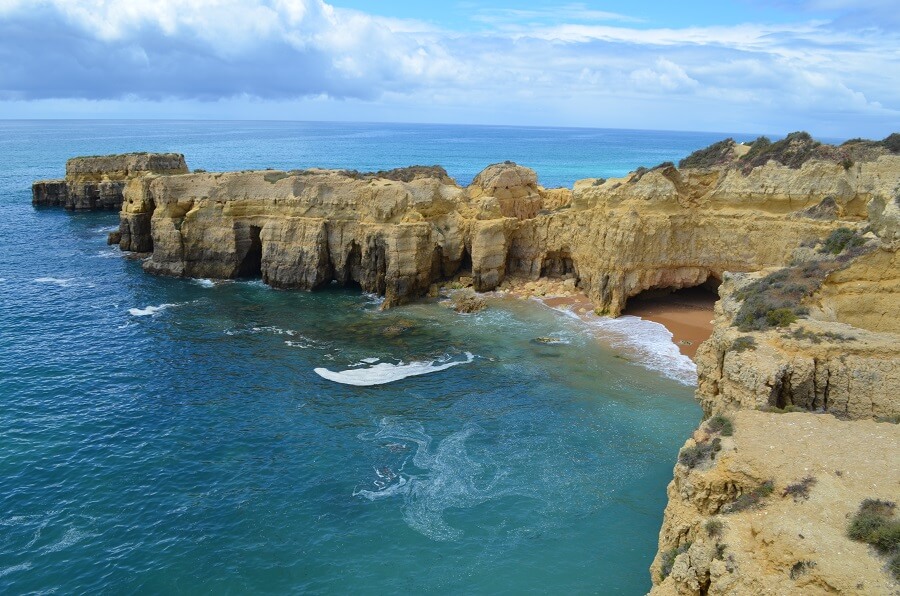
(237, 225, 263, 278)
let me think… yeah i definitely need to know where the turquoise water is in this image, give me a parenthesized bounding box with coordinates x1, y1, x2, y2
(0, 121, 708, 594)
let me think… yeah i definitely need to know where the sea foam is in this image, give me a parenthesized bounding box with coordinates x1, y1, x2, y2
(34, 277, 74, 287)
(128, 304, 177, 317)
(355, 419, 509, 541)
(546, 303, 697, 386)
(315, 352, 475, 386)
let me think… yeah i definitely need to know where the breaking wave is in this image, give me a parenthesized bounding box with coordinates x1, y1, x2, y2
(128, 303, 177, 317)
(314, 352, 475, 386)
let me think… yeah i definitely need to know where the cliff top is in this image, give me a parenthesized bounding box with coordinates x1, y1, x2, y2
(66, 152, 189, 177)
(677, 131, 900, 172)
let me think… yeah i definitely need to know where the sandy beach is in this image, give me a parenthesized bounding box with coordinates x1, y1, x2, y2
(622, 287, 717, 358)
(497, 276, 716, 359)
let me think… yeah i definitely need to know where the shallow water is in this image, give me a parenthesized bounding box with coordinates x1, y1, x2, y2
(0, 121, 703, 593)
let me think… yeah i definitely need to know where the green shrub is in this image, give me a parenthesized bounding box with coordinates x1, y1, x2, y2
(847, 499, 900, 579)
(707, 414, 734, 437)
(820, 227, 865, 255)
(766, 308, 797, 328)
(705, 519, 724, 537)
(883, 133, 900, 153)
(724, 480, 774, 513)
(783, 476, 816, 501)
(659, 542, 691, 580)
(731, 336, 757, 352)
(679, 438, 722, 468)
(740, 131, 821, 172)
(679, 138, 736, 169)
(890, 552, 900, 580)
(742, 136, 772, 162)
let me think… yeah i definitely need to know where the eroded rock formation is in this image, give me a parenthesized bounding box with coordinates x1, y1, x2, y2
(91, 139, 900, 314)
(650, 141, 900, 594)
(32, 153, 188, 211)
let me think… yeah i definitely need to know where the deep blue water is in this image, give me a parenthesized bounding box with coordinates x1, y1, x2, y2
(0, 121, 710, 594)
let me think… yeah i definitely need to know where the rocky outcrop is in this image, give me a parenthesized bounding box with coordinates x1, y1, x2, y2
(96, 142, 899, 312)
(693, 272, 900, 421)
(651, 144, 900, 593)
(650, 411, 899, 595)
(33, 153, 188, 211)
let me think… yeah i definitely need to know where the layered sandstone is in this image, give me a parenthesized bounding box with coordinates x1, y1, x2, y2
(650, 411, 899, 595)
(32, 153, 188, 211)
(650, 146, 900, 593)
(102, 143, 899, 314)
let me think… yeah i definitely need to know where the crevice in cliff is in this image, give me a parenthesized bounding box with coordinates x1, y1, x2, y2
(237, 225, 263, 278)
(458, 247, 472, 277)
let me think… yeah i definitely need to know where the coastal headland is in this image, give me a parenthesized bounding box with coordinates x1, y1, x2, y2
(35, 133, 900, 592)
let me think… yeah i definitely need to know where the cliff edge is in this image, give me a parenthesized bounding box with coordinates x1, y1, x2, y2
(650, 135, 900, 595)
(55, 133, 899, 313)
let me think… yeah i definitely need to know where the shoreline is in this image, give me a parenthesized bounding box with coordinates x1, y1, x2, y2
(492, 277, 715, 361)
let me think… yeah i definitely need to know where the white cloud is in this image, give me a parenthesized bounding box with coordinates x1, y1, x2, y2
(0, 0, 897, 136)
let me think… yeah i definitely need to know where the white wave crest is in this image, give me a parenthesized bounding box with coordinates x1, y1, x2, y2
(0, 562, 32, 578)
(547, 303, 696, 385)
(34, 277, 73, 287)
(191, 278, 217, 288)
(315, 352, 475, 386)
(128, 303, 177, 317)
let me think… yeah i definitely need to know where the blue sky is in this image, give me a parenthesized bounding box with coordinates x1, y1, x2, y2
(0, 1, 898, 137)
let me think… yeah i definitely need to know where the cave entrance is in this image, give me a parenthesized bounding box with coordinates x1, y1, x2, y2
(540, 250, 576, 278)
(622, 280, 721, 358)
(457, 247, 472, 276)
(237, 225, 263, 278)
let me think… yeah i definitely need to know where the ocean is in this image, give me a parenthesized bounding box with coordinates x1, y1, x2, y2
(0, 121, 733, 593)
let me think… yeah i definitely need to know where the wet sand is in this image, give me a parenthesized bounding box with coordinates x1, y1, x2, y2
(496, 277, 717, 359)
(622, 288, 717, 358)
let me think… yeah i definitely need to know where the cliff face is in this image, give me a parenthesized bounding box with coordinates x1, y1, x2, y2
(32, 153, 188, 211)
(108, 149, 899, 313)
(650, 411, 899, 595)
(650, 158, 900, 593)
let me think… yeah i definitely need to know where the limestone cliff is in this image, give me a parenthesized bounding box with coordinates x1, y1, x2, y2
(100, 138, 900, 314)
(650, 411, 899, 595)
(650, 138, 900, 594)
(32, 153, 188, 211)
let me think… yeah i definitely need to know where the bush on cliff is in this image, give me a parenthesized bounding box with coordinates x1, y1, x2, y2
(847, 499, 900, 580)
(732, 259, 847, 331)
(678, 138, 736, 169)
(707, 414, 734, 437)
(739, 131, 822, 172)
(723, 480, 775, 513)
(820, 227, 866, 255)
(659, 542, 692, 580)
(679, 437, 722, 468)
(882, 133, 900, 153)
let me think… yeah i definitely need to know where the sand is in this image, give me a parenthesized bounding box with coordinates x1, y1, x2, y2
(622, 287, 716, 358)
(490, 276, 716, 360)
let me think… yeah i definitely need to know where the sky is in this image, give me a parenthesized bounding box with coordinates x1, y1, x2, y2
(0, 0, 898, 137)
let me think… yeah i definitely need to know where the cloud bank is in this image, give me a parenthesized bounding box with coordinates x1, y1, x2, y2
(0, 0, 898, 136)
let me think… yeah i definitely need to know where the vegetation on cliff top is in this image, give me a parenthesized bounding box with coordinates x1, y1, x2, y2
(847, 499, 900, 580)
(732, 227, 870, 331)
(677, 131, 900, 173)
(678, 138, 736, 169)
